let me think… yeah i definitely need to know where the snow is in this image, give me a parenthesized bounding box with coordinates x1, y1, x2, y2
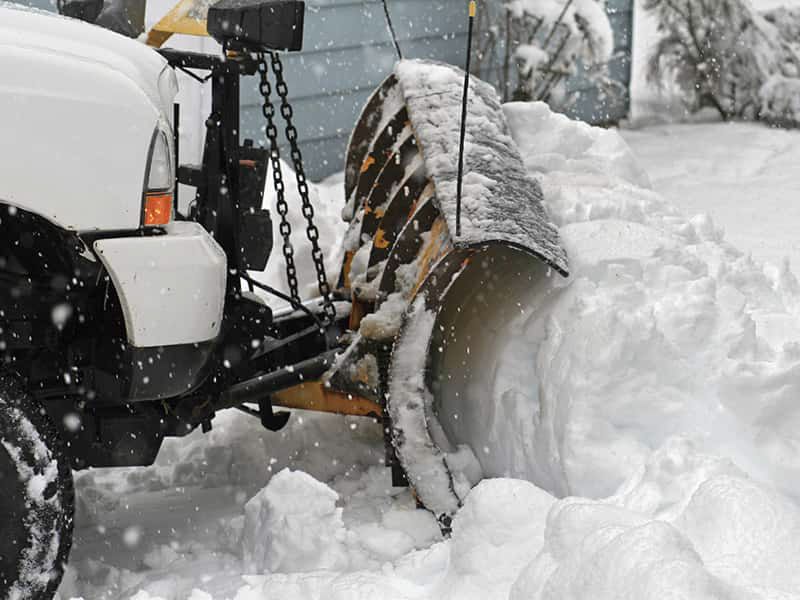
(754, 0, 800, 8)
(59, 98, 800, 599)
(248, 164, 347, 309)
(495, 102, 800, 503)
(443, 479, 555, 599)
(515, 44, 550, 76)
(513, 438, 800, 599)
(760, 74, 800, 123)
(620, 121, 800, 272)
(241, 469, 349, 574)
(358, 256, 424, 341)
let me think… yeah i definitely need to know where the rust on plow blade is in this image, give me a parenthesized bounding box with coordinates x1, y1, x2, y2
(326, 59, 569, 523)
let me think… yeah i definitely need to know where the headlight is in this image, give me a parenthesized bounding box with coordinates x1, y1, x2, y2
(142, 129, 174, 227)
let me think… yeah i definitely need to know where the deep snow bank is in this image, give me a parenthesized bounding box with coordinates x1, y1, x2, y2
(497, 102, 800, 502)
(231, 472, 555, 600)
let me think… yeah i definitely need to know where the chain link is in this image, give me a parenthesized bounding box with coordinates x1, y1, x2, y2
(257, 52, 338, 327)
(257, 54, 300, 304)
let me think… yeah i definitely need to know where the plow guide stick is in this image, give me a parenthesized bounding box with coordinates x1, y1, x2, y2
(333, 60, 569, 523)
(456, 0, 476, 237)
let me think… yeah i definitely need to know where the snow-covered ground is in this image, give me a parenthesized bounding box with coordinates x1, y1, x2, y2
(621, 121, 800, 274)
(58, 107, 800, 599)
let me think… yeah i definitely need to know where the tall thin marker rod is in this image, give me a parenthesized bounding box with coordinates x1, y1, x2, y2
(382, 0, 403, 60)
(456, 0, 476, 238)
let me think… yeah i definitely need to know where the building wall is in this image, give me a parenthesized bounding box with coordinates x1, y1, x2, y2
(21, 0, 54, 9)
(238, 0, 471, 179)
(237, 0, 633, 179)
(17, 0, 632, 180)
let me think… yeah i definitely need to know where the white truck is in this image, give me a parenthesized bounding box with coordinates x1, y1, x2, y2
(0, 6, 228, 596)
(0, 2, 567, 597)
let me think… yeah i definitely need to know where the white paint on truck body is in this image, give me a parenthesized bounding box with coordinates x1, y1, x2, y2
(94, 221, 227, 347)
(0, 4, 177, 231)
(0, 6, 228, 349)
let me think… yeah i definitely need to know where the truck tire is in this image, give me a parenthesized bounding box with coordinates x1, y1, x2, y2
(0, 375, 74, 599)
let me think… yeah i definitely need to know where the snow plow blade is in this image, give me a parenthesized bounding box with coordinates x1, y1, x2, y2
(328, 60, 569, 523)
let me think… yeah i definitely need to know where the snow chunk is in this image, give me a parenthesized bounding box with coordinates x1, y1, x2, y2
(678, 474, 800, 591)
(439, 479, 555, 599)
(242, 469, 350, 574)
(511, 439, 800, 599)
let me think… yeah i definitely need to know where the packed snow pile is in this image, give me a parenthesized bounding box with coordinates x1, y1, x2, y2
(61, 101, 800, 599)
(73, 409, 384, 503)
(512, 438, 800, 600)
(229, 474, 554, 600)
(209, 440, 800, 600)
(503, 101, 800, 501)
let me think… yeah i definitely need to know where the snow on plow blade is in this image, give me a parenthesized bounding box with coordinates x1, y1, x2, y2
(330, 59, 569, 522)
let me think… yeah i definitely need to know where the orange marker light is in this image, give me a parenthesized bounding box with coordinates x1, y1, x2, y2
(143, 192, 173, 226)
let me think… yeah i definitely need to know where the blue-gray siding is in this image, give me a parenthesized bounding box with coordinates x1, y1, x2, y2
(239, 0, 472, 179)
(17, 0, 632, 179)
(240, 0, 633, 178)
(21, 0, 57, 10)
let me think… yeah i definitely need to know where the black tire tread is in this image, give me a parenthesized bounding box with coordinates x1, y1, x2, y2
(0, 375, 74, 600)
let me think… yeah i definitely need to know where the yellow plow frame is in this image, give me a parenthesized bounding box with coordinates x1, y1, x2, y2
(145, 0, 211, 47)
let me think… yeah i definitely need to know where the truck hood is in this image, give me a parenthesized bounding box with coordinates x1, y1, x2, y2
(0, 4, 176, 115)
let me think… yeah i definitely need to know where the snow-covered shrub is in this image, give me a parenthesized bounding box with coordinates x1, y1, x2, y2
(472, 0, 616, 108)
(645, 0, 800, 124)
(760, 6, 800, 125)
(759, 75, 800, 125)
(762, 6, 800, 53)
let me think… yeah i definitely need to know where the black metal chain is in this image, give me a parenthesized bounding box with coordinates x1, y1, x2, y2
(257, 52, 337, 327)
(257, 54, 300, 304)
